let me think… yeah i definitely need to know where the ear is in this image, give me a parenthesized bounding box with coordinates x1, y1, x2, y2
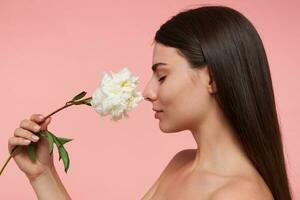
(207, 78, 217, 94)
(203, 66, 217, 94)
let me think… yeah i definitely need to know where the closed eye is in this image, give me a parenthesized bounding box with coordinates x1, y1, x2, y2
(158, 76, 166, 82)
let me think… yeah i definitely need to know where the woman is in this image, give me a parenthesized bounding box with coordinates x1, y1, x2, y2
(8, 5, 292, 200)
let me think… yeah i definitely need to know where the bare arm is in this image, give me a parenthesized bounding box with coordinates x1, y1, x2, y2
(29, 166, 71, 200)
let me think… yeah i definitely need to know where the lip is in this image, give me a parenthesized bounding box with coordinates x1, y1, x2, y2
(152, 108, 163, 112)
(154, 111, 163, 119)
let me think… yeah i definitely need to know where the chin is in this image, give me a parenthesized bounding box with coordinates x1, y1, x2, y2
(158, 121, 186, 133)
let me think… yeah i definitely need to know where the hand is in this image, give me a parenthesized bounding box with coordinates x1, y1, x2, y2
(8, 114, 54, 181)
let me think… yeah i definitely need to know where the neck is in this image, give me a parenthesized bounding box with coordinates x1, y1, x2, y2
(189, 100, 252, 176)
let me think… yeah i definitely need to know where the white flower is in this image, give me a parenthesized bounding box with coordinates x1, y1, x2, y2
(90, 67, 144, 121)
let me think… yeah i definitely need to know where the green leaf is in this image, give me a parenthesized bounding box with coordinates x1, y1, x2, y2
(58, 147, 70, 173)
(71, 91, 87, 101)
(53, 134, 63, 148)
(50, 133, 62, 160)
(27, 143, 36, 161)
(57, 137, 73, 145)
(46, 130, 71, 173)
(83, 98, 92, 106)
(50, 131, 73, 146)
(46, 131, 54, 155)
(83, 101, 92, 106)
(52, 134, 70, 172)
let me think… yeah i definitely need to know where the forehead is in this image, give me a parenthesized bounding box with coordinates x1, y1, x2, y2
(152, 42, 192, 72)
(152, 42, 182, 62)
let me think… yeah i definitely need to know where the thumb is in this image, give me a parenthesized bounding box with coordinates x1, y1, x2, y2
(40, 117, 52, 130)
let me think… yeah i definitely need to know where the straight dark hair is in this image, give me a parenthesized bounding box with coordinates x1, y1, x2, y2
(154, 5, 292, 200)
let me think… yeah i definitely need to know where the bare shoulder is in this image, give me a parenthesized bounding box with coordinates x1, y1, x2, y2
(141, 149, 195, 200)
(209, 178, 274, 200)
(173, 149, 196, 164)
(154, 148, 195, 177)
(153, 148, 195, 180)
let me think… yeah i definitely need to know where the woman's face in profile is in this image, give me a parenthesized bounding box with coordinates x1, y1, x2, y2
(143, 42, 214, 133)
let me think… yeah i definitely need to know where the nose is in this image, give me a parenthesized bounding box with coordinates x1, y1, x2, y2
(142, 81, 157, 102)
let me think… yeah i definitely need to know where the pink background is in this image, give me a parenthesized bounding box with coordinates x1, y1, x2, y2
(0, 0, 299, 199)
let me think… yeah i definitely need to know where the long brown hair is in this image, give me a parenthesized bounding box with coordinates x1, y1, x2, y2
(154, 5, 292, 199)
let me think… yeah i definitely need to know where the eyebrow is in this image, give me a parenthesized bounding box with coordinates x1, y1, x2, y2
(151, 62, 167, 73)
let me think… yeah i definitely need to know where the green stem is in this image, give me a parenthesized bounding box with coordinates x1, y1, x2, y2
(0, 96, 92, 176)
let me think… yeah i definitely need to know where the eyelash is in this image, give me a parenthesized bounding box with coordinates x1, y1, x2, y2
(158, 76, 166, 83)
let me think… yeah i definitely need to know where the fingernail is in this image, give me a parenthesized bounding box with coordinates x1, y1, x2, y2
(38, 115, 44, 120)
(24, 139, 31, 144)
(31, 135, 39, 142)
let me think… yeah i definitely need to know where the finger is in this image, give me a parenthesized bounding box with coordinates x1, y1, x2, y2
(19, 119, 41, 133)
(14, 128, 39, 142)
(40, 117, 51, 130)
(8, 136, 31, 153)
(30, 114, 46, 123)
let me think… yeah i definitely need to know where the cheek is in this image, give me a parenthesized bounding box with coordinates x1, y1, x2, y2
(177, 89, 210, 125)
(158, 79, 211, 132)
